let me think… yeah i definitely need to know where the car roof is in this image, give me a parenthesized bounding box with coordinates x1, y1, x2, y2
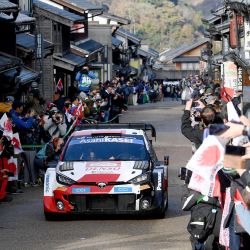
(71, 128, 145, 137)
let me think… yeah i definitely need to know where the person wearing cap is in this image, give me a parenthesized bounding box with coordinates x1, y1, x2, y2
(0, 96, 14, 115)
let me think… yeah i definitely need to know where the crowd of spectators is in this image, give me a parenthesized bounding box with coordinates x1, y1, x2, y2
(180, 76, 250, 250)
(0, 65, 180, 203)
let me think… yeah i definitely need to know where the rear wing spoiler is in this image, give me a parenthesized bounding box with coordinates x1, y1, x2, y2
(75, 123, 156, 139)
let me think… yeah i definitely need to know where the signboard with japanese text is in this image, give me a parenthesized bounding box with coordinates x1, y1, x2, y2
(244, 21, 250, 59)
(238, 67, 243, 91)
(223, 61, 238, 91)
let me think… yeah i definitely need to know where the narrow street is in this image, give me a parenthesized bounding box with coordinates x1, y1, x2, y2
(0, 100, 193, 250)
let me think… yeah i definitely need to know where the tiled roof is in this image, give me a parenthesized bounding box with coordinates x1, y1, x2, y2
(0, 52, 22, 73)
(102, 12, 130, 25)
(1, 66, 39, 85)
(73, 39, 103, 54)
(59, 0, 103, 11)
(172, 56, 201, 63)
(63, 52, 86, 65)
(16, 33, 53, 51)
(159, 39, 209, 63)
(19, 67, 40, 85)
(115, 28, 141, 44)
(227, 0, 250, 4)
(53, 51, 86, 71)
(15, 13, 36, 25)
(0, 0, 18, 11)
(0, 12, 13, 20)
(33, 0, 85, 23)
(202, 5, 225, 24)
(138, 47, 159, 58)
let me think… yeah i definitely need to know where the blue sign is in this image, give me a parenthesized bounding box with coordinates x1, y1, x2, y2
(72, 187, 90, 193)
(114, 187, 132, 193)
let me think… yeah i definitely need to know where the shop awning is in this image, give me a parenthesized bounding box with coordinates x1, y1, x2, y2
(15, 12, 36, 25)
(2, 66, 40, 85)
(72, 39, 103, 55)
(16, 33, 54, 57)
(0, 52, 22, 73)
(53, 51, 86, 71)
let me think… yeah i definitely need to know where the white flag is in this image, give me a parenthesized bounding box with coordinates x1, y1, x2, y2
(186, 135, 225, 197)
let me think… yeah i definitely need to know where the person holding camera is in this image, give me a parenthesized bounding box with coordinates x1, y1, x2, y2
(75, 65, 96, 94)
(34, 137, 64, 182)
(181, 99, 212, 150)
(43, 107, 67, 140)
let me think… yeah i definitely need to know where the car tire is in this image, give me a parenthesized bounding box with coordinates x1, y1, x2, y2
(44, 212, 57, 221)
(153, 190, 168, 219)
(153, 206, 166, 219)
(165, 188, 169, 210)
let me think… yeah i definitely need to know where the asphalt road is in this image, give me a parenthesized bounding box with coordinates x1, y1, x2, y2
(0, 99, 193, 250)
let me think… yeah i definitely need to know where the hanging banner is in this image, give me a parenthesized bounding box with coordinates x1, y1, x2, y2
(223, 61, 238, 92)
(199, 61, 206, 74)
(244, 20, 250, 59)
(238, 67, 243, 91)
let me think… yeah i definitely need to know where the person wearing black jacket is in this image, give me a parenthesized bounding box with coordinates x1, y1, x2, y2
(181, 99, 204, 151)
(181, 99, 224, 250)
(100, 85, 113, 122)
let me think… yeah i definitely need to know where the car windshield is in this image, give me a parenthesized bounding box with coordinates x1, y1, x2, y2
(63, 134, 149, 161)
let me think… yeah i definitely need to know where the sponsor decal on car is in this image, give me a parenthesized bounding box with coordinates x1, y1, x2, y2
(114, 187, 132, 193)
(76, 136, 144, 145)
(85, 162, 122, 173)
(45, 174, 50, 193)
(157, 172, 162, 191)
(87, 162, 121, 167)
(72, 187, 90, 193)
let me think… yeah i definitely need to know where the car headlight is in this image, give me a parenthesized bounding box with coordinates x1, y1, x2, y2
(128, 172, 150, 184)
(56, 173, 76, 186)
(59, 162, 74, 172)
(133, 161, 149, 170)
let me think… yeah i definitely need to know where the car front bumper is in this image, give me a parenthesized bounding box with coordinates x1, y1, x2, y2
(44, 183, 165, 215)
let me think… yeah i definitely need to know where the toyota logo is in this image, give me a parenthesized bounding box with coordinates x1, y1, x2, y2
(98, 182, 107, 189)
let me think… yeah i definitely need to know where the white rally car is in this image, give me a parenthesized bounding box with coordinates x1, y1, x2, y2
(44, 123, 169, 220)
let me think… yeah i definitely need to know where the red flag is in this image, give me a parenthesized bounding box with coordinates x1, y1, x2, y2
(56, 78, 63, 92)
(221, 87, 234, 103)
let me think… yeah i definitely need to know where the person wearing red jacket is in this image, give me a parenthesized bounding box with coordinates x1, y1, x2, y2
(0, 137, 16, 202)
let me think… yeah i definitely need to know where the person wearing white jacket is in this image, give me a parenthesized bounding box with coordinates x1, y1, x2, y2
(43, 108, 67, 140)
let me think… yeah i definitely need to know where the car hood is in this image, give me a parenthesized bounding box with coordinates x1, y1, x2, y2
(58, 161, 143, 183)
